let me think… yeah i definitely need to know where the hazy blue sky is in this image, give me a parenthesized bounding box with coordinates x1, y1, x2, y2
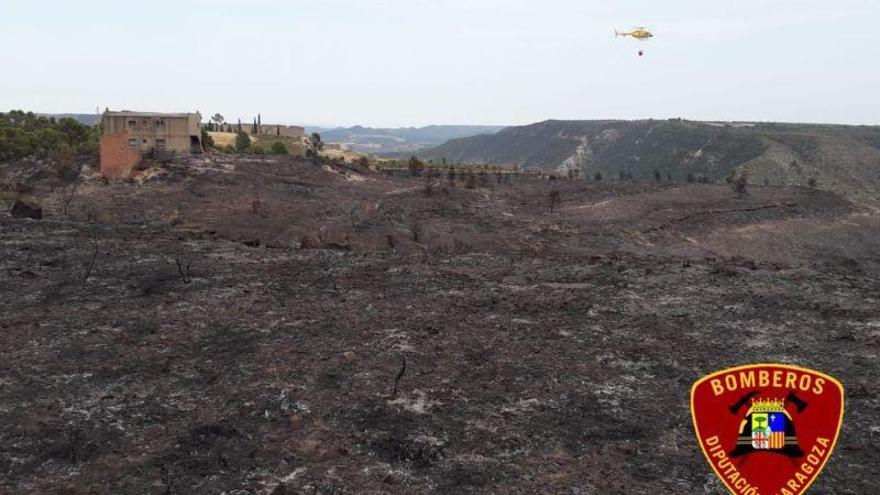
(2, 0, 878, 127)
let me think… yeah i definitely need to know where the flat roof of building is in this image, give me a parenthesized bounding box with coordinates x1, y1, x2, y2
(104, 111, 199, 118)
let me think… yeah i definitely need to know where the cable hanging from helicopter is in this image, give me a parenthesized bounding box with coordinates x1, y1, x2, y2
(615, 27, 653, 57)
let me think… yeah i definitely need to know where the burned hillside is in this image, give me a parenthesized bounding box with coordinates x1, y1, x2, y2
(1, 155, 879, 494)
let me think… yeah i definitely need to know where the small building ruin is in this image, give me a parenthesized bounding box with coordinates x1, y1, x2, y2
(256, 124, 305, 139)
(100, 111, 202, 179)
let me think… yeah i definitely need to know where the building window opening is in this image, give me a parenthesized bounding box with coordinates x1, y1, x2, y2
(128, 120, 137, 127)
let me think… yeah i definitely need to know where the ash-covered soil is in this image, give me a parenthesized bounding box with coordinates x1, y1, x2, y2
(1, 156, 879, 494)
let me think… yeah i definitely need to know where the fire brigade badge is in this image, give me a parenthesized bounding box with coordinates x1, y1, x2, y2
(690, 364, 844, 495)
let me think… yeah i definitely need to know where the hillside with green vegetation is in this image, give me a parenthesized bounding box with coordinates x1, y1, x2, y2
(418, 119, 880, 199)
(0, 110, 100, 162)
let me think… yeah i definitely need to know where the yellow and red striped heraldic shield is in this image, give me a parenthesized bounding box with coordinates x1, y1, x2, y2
(691, 364, 844, 495)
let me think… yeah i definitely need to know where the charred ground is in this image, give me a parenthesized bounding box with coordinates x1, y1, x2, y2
(1, 155, 879, 494)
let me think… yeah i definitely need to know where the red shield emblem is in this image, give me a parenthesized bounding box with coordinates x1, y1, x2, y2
(691, 364, 844, 495)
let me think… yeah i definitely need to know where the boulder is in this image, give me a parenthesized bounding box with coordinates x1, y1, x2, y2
(10, 199, 43, 220)
(300, 235, 322, 249)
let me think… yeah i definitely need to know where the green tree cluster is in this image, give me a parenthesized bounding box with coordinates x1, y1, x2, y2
(270, 142, 288, 155)
(0, 110, 101, 162)
(235, 131, 252, 152)
(201, 128, 215, 149)
(408, 156, 426, 177)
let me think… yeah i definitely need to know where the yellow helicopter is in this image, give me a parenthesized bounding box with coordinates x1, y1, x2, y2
(615, 27, 654, 56)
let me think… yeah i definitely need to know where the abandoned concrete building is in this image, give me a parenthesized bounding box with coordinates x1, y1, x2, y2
(100, 111, 202, 178)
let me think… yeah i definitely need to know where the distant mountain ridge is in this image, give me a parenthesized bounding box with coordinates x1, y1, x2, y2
(313, 125, 506, 154)
(417, 119, 880, 200)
